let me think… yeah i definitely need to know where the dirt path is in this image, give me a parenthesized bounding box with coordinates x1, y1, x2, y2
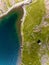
(45, 0, 49, 18)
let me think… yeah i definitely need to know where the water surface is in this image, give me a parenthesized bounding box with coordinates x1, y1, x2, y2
(0, 7, 23, 65)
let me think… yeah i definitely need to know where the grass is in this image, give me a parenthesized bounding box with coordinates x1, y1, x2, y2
(0, 0, 49, 65)
(21, 0, 49, 65)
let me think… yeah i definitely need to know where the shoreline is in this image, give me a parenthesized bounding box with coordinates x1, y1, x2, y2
(0, 0, 32, 18)
(0, 0, 32, 65)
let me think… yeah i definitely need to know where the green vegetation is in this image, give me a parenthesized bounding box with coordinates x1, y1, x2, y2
(22, 0, 49, 65)
(23, 0, 45, 42)
(0, 0, 49, 65)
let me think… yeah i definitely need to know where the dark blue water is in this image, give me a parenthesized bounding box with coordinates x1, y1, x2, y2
(0, 8, 23, 65)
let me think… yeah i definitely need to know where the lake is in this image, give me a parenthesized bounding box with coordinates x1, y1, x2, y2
(0, 6, 23, 65)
